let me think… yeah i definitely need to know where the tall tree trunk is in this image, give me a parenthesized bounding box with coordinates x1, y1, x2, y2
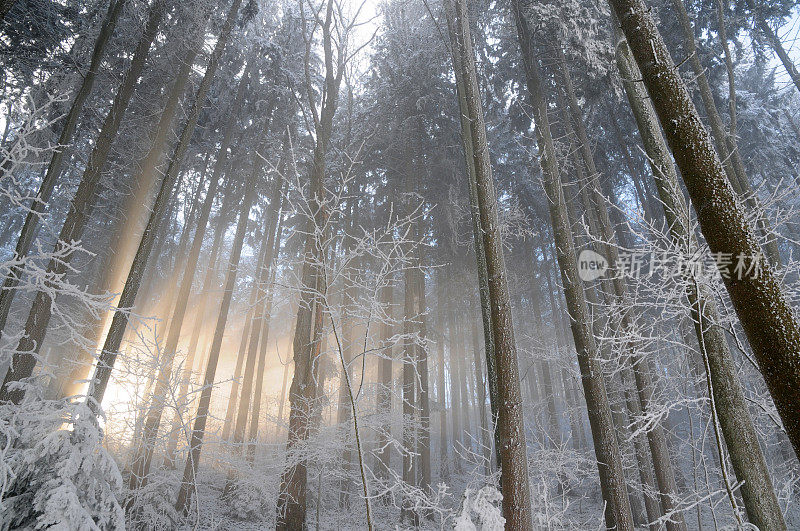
(276, 2, 343, 525)
(246, 185, 285, 459)
(445, 0, 533, 525)
(556, 46, 686, 530)
(375, 282, 394, 479)
(400, 252, 419, 525)
(452, 53, 500, 466)
(746, 0, 800, 94)
(611, 0, 800, 473)
(0, 0, 127, 338)
(509, 3, 634, 528)
(174, 157, 257, 516)
(0, 0, 168, 403)
(415, 261, 432, 499)
(470, 313, 491, 473)
(613, 26, 787, 529)
(671, 0, 780, 265)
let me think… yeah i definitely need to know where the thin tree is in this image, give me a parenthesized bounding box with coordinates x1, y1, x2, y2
(510, 1, 634, 528)
(276, 0, 354, 526)
(444, 0, 533, 525)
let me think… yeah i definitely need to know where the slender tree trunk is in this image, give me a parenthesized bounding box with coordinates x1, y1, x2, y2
(57, 44, 212, 401)
(0, 0, 168, 403)
(175, 158, 257, 516)
(470, 314, 491, 473)
(613, 26, 787, 529)
(445, 0, 533, 525)
(447, 293, 463, 459)
(509, 3, 634, 528)
(0, 0, 127, 338)
(375, 283, 394, 479)
(400, 250, 419, 525)
(276, 2, 343, 525)
(558, 45, 685, 530)
(415, 259, 432, 499)
(453, 58, 500, 466)
(246, 185, 285, 459)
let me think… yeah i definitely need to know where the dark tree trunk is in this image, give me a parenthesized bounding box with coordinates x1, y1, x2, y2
(613, 26, 786, 529)
(0, 0, 127, 338)
(446, 0, 533, 525)
(175, 158, 257, 516)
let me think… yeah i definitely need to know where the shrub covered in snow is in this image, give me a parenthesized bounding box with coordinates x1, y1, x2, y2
(0, 397, 124, 530)
(453, 486, 505, 530)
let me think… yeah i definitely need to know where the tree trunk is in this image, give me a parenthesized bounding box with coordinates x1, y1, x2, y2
(509, 3, 634, 528)
(375, 282, 394, 480)
(400, 252, 419, 525)
(84, 0, 243, 410)
(0, 0, 168, 403)
(612, 0, 800, 471)
(174, 156, 257, 516)
(276, 2, 343, 524)
(445, 0, 533, 525)
(452, 51, 500, 467)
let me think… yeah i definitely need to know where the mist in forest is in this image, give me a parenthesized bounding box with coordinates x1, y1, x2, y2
(1, 0, 799, 528)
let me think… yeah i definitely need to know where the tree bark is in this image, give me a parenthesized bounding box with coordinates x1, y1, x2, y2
(446, 0, 533, 525)
(611, 0, 800, 471)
